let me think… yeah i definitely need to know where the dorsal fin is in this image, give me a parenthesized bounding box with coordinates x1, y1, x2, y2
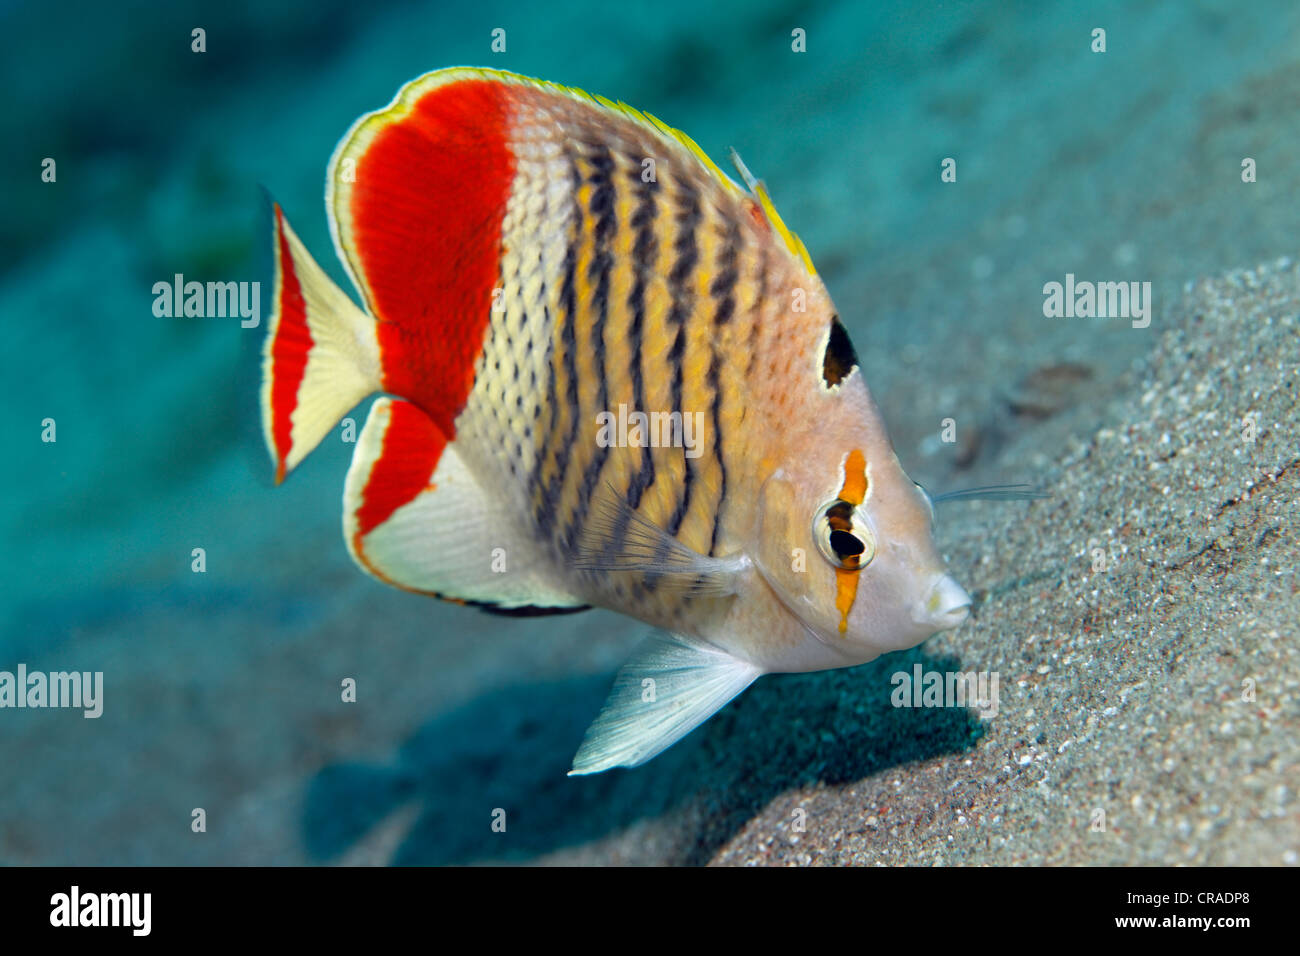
(728, 148, 816, 275)
(326, 70, 819, 404)
(325, 71, 518, 438)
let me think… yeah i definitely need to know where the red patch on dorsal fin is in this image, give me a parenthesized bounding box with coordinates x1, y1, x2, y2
(343, 78, 516, 437)
(743, 197, 769, 235)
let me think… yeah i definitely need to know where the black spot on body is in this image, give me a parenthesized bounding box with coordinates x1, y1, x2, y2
(823, 315, 859, 387)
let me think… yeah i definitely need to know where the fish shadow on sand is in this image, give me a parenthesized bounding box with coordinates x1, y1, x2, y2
(301, 647, 983, 865)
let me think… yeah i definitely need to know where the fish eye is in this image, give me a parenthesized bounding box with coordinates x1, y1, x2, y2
(814, 499, 876, 571)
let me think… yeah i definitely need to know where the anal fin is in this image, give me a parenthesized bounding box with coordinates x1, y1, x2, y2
(344, 397, 584, 612)
(569, 631, 761, 775)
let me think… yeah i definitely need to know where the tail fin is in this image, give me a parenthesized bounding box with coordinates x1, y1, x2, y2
(262, 204, 381, 483)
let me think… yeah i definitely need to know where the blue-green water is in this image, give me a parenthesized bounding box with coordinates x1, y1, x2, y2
(2, 0, 1297, 864)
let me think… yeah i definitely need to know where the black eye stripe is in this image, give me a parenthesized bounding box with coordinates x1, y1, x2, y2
(824, 499, 854, 529)
(829, 528, 865, 557)
(815, 498, 875, 572)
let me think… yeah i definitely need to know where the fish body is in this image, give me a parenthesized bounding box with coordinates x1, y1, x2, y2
(261, 68, 970, 773)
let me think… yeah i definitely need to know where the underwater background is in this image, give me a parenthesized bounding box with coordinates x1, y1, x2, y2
(2, 0, 1297, 864)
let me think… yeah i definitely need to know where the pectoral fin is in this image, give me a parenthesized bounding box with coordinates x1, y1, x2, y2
(569, 631, 761, 775)
(569, 483, 751, 597)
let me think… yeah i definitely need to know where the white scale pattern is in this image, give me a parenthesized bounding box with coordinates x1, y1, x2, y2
(453, 110, 575, 516)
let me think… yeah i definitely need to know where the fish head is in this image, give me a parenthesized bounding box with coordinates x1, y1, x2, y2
(753, 380, 969, 663)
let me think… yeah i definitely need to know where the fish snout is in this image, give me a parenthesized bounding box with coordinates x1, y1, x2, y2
(922, 574, 971, 631)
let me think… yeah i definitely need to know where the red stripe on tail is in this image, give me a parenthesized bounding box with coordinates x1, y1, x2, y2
(270, 204, 312, 484)
(347, 79, 516, 437)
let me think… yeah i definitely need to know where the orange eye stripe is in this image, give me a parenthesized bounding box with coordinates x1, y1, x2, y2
(835, 570, 857, 635)
(834, 449, 868, 635)
(838, 448, 868, 505)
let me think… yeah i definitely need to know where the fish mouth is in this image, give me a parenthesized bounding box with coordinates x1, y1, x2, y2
(921, 574, 971, 631)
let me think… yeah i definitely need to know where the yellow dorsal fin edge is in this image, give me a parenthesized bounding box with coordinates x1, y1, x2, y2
(752, 180, 816, 276)
(727, 146, 815, 276)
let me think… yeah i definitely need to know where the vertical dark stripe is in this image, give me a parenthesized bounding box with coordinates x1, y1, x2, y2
(624, 160, 659, 513)
(591, 154, 660, 597)
(709, 215, 741, 324)
(663, 180, 701, 540)
(535, 156, 585, 537)
(706, 216, 742, 556)
(530, 158, 562, 518)
(706, 351, 726, 557)
(744, 244, 768, 383)
(565, 145, 618, 550)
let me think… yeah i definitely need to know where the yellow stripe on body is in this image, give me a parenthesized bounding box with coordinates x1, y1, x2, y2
(553, 164, 601, 545)
(494, 88, 788, 627)
(673, 194, 725, 557)
(593, 150, 641, 493)
(564, 144, 642, 559)
(630, 176, 680, 539)
(528, 151, 584, 537)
